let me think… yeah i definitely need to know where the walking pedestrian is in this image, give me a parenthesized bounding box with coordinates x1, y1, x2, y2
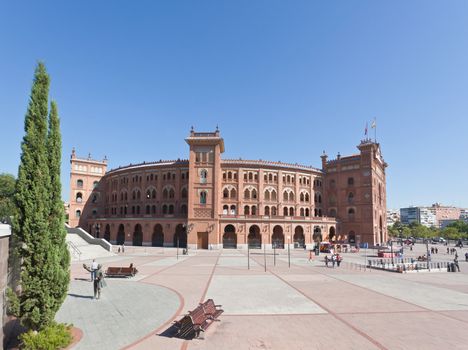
(331, 254, 336, 268)
(464, 251, 468, 262)
(454, 257, 460, 272)
(325, 255, 329, 267)
(122, 243, 125, 253)
(447, 247, 450, 254)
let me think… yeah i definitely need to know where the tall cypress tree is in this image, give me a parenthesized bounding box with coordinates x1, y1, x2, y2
(46, 101, 70, 315)
(13, 62, 55, 330)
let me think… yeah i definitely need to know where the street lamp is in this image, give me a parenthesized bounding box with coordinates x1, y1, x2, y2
(183, 223, 194, 255)
(287, 235, 291, 268)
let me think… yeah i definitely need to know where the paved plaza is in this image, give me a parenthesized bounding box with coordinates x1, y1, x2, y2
(58, 243, 468, 350)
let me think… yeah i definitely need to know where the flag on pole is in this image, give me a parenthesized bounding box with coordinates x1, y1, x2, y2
(371, 119, 376, 129)
(364, 122, 368, 136)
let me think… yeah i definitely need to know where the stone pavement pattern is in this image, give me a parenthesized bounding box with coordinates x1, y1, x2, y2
(58, 243, 468, 350)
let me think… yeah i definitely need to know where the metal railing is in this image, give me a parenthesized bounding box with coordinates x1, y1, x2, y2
(67, 241, 82, 261)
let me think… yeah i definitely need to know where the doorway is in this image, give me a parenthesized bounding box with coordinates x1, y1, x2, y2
(197, 232, 209, 249)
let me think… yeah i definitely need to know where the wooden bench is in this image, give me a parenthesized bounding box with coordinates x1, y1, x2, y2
(174, 299, 224, 339)
(105, 266, 138, 278)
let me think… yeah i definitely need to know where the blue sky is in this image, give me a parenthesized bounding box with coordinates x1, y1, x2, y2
(0, 1, 467, 209)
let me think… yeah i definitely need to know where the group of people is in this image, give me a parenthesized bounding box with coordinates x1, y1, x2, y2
(83, 259, 106, 299)
(430, 247, 439, 254)
(324, 254, 343, 268)
(447, 247, 458, 255)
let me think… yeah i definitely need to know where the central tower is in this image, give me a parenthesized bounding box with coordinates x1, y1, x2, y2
(185, 128, 224, 249)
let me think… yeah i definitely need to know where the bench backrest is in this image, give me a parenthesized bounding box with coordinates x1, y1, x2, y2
(189, 305, 207, 325)
(202, 299, 217, 315)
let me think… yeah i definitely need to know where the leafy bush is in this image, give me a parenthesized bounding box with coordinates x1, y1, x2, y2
(20, 322, 73, 350)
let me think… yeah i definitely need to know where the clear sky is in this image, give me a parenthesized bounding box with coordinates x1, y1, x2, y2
(1, 1, 467, 209)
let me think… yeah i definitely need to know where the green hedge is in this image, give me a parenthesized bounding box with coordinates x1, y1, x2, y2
(20, 322, 73, 350)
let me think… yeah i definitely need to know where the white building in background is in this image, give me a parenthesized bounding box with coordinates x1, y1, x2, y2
(419, 207, 437, 227)
(386, 209, 400, 226)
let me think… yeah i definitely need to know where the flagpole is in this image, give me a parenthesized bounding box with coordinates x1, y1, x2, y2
(374, 118, 377, 143)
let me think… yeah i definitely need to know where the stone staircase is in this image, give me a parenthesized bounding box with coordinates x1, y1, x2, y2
(66, 227, 114, 261)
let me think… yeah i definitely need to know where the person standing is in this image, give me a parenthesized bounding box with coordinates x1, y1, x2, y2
(336, 254, 342, 267)
(325, 255, 329, 267)
(91, 259, 98, 281)
(122, 243, 125, 253)
(331, 254, 336, 268)
(93, 265, 105, 299)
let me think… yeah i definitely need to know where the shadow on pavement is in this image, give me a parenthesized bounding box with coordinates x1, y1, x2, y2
(158, 324, 179, 338)
(68, 293, 94, 299)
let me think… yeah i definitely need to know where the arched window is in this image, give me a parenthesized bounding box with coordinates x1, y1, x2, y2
(200, 169, 208, 183)
(283, 207, 288, 216)
(146, 205, 150, 214)
(300, 193, 304, 202)
(318, 194, 322, 203)
(76, 179, 83, 188)
(305, 193, 310, 202)
(230, 205, 236, 215)
(152, 189, 156, 199)
(244, 189, 250, 199)
(230, 188, 237, 199)
(168, 205, 174, 214)
(228, 172, 232, 179)
(265, 206, 270, 216)
(305, 208, 310, 217)
(264, 190, 270, 201)
(223, 205, 229, 215)
(348, 177, 354, 186)
(244, 205, 250, 215)
(136, 205, 140, 214)
(163, 188, 168, 199)
(269, 173, 273, 181)
(223, 188, 229, 198)
(223, 172, 227, 180)
(151, 205, 156, 214)
(146, 190, 151, 199)
(181, 188, 187, 199)
(180, 204, 187, 215)
(249, 172, 253, 181)
(252, 189, 257, 199)
(162, 205, 168, 214)
(272, 206, 277, 216)
(300, 208, 305, 216)
(289, 207, 294, 216)
(200, 191, 207, 204)
(93, 181, 98, 189)
(271, 190, 277, 201)
(318, 209, 322, 217)
(137, 190, 141, 200)
(289, 192, 295, 201)
(76, 192, 83, 203)
(283, 191, 288, 201)
(75, 210, 81, 218)
(251, 206, 257, 215)
(348, 192, 354, 204)
(169, 188, 175, 199)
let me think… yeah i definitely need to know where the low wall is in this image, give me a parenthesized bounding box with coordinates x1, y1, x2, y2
(0, 224, 12, 348)
(67, 227, 112, 251)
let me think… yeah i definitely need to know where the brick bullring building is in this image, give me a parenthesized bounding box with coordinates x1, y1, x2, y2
(69, 129, 387, 249)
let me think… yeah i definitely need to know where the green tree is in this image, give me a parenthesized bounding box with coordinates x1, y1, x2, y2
(442, 227, 461, 240)
(11, 62, 56, 330)
(46, 101, 70, 315)
(0, 173, 16, 222)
